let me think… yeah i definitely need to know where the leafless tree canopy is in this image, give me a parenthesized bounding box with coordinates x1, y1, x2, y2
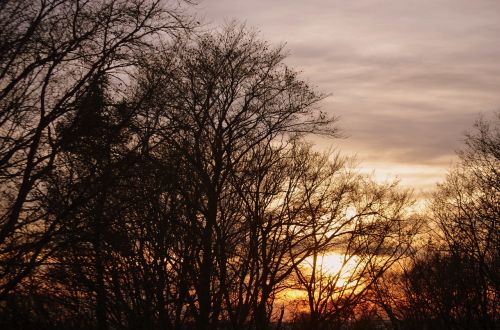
(367, 114, 499, 330)
(1, 2, 497, 330)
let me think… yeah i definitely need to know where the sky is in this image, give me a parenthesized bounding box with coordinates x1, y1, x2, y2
(196, 0, 500, 193)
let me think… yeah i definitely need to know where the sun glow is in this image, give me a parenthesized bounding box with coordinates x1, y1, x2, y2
(303, 252, 359, 288)
(345, 206, 357, 219)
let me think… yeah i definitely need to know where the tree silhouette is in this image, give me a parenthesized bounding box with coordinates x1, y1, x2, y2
(132, 24, 338, 329)
(0, 0, 194, 300)
(430, 113, 499, 329)
(368, 114, 499, 330)
(2, 2, 496, 329)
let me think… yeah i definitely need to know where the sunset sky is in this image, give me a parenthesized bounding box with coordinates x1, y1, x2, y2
(199, 0, 500, 193)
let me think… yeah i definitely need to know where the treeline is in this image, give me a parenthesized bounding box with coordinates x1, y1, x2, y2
(0, 1, 498, 330)
(367, 115, 499, 330)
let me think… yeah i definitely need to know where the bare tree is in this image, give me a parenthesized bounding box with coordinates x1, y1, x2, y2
(134, 24, 338, 329)
(430, 113, 499, 329)
(291, 172, 417, 330)
(0, 0, 193, 299)
(368, 113, 499, 330)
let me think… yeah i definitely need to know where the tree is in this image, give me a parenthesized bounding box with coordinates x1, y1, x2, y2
(370, 113, 499, 330)
(291, 174, 417, 330)
(402, 249, 488, 330)
(133, 24, 338, 329)
(430, 113, 499, 329)
(2, 22, 339, 330)
(0, 0, 193, 299)
(48, 75, 132, 330)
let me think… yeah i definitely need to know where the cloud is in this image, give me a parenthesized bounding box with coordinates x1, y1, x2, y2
(197, 0, 500, 189)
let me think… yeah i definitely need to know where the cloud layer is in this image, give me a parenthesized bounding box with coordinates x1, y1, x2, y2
(198, 0, 500, 191)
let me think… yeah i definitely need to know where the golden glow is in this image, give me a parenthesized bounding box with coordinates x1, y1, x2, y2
(345, 206, 357, 219)
(304, 252, 359, 288)
(280, 288, 307, 300)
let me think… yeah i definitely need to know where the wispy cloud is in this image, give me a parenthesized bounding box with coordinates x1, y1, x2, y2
(198, 0, 500, 190)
